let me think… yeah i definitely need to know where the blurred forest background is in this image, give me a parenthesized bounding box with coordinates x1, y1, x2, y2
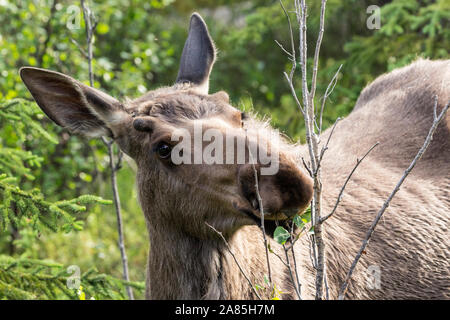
(0, 0, 448, 299)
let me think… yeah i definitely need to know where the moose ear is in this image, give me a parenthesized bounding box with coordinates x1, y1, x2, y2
(20, 67, 128, 138)
(176, 13, 216, 94)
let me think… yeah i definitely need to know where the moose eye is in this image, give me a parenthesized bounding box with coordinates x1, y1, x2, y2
(156, 142, 172, 159)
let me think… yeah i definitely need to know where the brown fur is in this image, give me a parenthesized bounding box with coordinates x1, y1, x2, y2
(20, 13, 449, 299)
(133, 59, 450, 300)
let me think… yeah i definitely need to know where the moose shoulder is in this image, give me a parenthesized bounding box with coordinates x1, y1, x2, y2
(20, 13, 449, 299)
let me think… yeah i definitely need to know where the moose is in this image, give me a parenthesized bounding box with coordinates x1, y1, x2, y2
(20, 13, 449, 299)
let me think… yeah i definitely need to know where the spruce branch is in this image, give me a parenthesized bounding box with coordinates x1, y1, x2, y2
(80, 0, 134, 300)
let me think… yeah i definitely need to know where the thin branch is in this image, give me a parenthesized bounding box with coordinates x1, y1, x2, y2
(80, 0, 96, 87)
(323, 262, 330, 300)
(275, 40, 294, 60)
(286, 221, 302, 299)
(115, 147, 124, 171)
(301, 157, 312, 177)
(320, 142, 379, 224)
(319, 64, 342, 133)
(205, 222, 262, 300)
(310, 0, 327, 108)
(254, 164, 273, 289)
(278, 0, 297, 82)
(289, 244, 302, 298)
(283, 72, 305, 115)
(105, 140, 133, 300)
(338, 99, 450, 300)
(249, 144, 273, 290)
(243, 128, 273, 292)
(315, 117, 341, 175)
(269, 245, 290, 268)
(80, 0, 133, 300)
(70, 39, 88, 58)
(282, 243, 302, 299)
(308, 234, 317, 270)
(37, 0, 59, 66)
(283, 224, 307, 251)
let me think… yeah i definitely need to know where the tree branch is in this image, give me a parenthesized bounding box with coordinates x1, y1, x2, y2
(338, 99, 450, 300)
(319, 64, 342, 133)
(205, 222, 262, 300)
(245, 130, 273, 292)
(80, 0, 134, 300)
(36, 0, 59, 66)
(320, 142, 379, 223)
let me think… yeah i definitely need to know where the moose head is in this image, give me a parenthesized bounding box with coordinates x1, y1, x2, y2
(20, 13, 313, 239)
(21, 13, 313, 299)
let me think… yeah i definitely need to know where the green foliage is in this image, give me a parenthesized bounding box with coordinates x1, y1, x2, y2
(293, 206, 311, 229)
(0, 99, 111, 233)
(0, 173, 110, 233)
(0, 255, 144, 299)
(0, 0, 447, 299)
(273, 226, 290, 245)
(273, 206, 311, 245)
(0, 97, 127, 299)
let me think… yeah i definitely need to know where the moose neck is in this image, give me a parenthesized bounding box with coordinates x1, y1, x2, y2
(144, 213, 286, 300)
(145, 219, 264, 299)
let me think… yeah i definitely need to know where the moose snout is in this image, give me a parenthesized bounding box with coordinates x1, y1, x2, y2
(237, 160, 313, 219)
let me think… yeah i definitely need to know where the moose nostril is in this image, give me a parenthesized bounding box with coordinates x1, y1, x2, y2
(274, 163, 313, 213)
(238, 162, 312, 217)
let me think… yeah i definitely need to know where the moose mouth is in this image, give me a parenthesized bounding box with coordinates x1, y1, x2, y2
(233, 204, 300, 240)
(233, 199, 299, 221)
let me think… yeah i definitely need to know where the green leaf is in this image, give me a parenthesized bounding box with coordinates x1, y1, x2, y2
(293, 206, 311, 228)
(273, 226, 290, 245)
(97, 23, 110, 35)
(302, 206, 312, 223)
(293, 214, 303, 228)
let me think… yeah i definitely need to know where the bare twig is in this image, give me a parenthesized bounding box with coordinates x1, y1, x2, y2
(283, 72, 305, 115)
(288, 221, 302, 295)
(269, 245, 290, 268)
(70, 39, 88, 58)
(283, 221, 302, 299)
(283, 224, 307, 251)
(205, 222, 262, 300)
(80, 0, 97, 86)
(316, 117, 341, 174)
(115, 148, 124, 171)
(80, 0, 133, 300)
(280, 0, 330, 299)
(308, 234, 317, 270)
(278, 0, 297, 82)
(323, 262, 330, 300)
(254, 164, 274, 290)
(303, 0, 329, 300)
(338, 99, 450, 300)
(275, 40, 294, 60)
(319, 64, 342, 133)
(282, 244, 302, 299)
(245, 131, 273, 290)
(104, 139, 133, 300)
(310, 0, 327, 108)
(37, 0, 58, 66)
(320, 142, 379, 223)
(289, 244, 302, 297)
(301, 157, 312, 177)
